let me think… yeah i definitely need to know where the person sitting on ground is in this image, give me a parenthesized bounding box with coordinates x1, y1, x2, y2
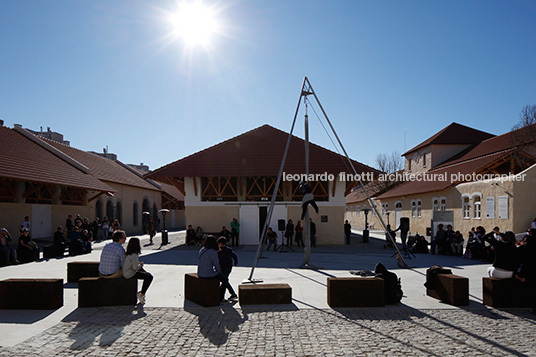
(186, 225, 196, 245)
(266, 227, 278, 251)
(195, 226, 204, 246)
(69, 225, 84, 256)
(411, 234, 429, 254)
(219, 226, 231, 242)
(197, 235, 236, 303)
(99, 230, 127, 278)
(465, 226, 485, 259)
(450, 231, 464, 256)
(17, 228, 38, 263)
(0, 228, 18, 265)
(482, 230, 519, 279)
(53, 226, 68, 257)
(123, 237, 153, 304)
(81, 229, 93, 253)
(217, 237, 238, 301)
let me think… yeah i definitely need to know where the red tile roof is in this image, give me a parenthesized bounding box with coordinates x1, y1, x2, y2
(147, 124, 379, 179)
(41, 137, 160, 191)
(403, 122, 494, 156)
(129, 166, 185, 202)
(0, 126, 113, 192)
(345, 182, 383, 204)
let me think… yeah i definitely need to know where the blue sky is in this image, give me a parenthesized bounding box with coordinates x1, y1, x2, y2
(1, 0, 535, 170)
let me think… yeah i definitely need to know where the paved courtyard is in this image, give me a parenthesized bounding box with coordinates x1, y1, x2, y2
(1, 231, 536, 356)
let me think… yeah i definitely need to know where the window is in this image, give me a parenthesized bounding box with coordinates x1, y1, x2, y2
(408, 159, 412, 171)
(423, 153, 427, 168)
(433, 199, 439, 211)
(440, 198, 447, 211)
(473, 196, 481, 219)
(462, 197, 470, 219)
(411, 201, 416, 217)
(356, 205, 360, 216)
(382, 203, 389, 216)
(417, 200, 422, 217)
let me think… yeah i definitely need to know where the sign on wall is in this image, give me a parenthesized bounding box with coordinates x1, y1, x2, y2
(486, 197, 495, 219)
(498, 196, 508, 220)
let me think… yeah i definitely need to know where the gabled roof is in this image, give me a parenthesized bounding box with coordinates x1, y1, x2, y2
(403, 122, 495, 156)
(147, 124, 379, 179)
(378, 124, 536, 200)
(41, 137, 160, 191)
(0, 126, 113, 192)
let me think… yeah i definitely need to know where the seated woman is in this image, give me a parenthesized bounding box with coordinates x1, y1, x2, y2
(411, 234, 429, 254)
(195, 226, 204, 246)
(53, 226, 68, 257)
(482, 230, 519, 279)
(197, 235, 237, 303)
(17, 228, 38, 263)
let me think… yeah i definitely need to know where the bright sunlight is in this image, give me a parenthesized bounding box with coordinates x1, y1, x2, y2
(170, 1, 221, 48)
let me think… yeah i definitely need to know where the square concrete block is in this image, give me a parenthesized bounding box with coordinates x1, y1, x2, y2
(0, 278, 63, 309)
(78, 277, 137, 307)
(43, 245, 58, 259)
(327, 277, 385, 308)
(426, 274, 469, 306)
(184, 273, 220, 307)
(67, 261, 100, 283)
(238, 284, 292, 305)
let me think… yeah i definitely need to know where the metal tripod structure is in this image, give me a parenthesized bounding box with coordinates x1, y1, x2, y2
(247, 77, 407, 282)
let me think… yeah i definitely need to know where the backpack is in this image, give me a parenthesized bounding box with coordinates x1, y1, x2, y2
(374, 262, 403, 305)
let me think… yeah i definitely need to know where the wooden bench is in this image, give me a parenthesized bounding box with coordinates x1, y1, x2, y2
(184, 273, 220, 307)
(327, 277, 385, 307)
(483, 277, 536, 308)
(67, 261, 100, 283)
(43, 245, 58, 259)
(78, 277, 137, 307)
(239, 284, 292, 305)
(0, 278, 63, 309)
(426, 273, 469, 306)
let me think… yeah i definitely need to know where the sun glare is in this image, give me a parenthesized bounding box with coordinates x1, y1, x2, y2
(170, 1, 221, 48)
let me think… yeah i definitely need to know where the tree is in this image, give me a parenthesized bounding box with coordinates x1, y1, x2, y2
(366, 151, 404, 195)
(510, 104, 536, 172)
(512, 104, 536, 130)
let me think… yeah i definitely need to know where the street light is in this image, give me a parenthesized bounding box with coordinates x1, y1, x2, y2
(159, 209, 170, 245)
(362, 208, 371, 243)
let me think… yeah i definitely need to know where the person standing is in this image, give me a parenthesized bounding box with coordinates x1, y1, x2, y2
(21, 216, 31, 233)
(91, 218, 100, 242)
(217, 237, 238, 301)
(344, 220, 351, 245)
(147, 217, 156, 245)
(310, 219, 317, 248)
(0, 228, 18, 264)
(123, 237, 153, 304)
(285, 219, 295, 247)
(99, 230, 127, 278)
(101, 217, 109, 241)
(230, 218, 240, 247)
(295, 220, 304, 247)
(66, 215, 74, 237)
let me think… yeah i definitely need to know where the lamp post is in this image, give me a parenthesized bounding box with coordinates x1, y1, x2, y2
(362, 208, 371, 243)
(159, 209, 170, 245)
(386, 211, 391, 231)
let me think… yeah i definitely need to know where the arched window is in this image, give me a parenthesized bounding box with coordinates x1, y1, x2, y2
(440, 198, 447, 211)
(432, 199, 439, 211)
(95, 200, 102, 220)
(411, 201, 416, 217)
(417, 200, 422, 217)
(133, 202, 139, 226)
(462, 196, 470, 219)
(116, 201, 122, 225)
(473, 196, 481, 219)
(106, 200, 114, 220)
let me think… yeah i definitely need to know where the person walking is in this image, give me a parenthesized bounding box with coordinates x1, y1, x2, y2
(217, 237, 238, 301)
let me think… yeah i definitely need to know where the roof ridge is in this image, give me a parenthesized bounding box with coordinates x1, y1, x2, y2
(14, 127, 91, 174)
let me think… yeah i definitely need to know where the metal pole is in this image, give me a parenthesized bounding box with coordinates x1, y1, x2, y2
(301, 99, 312, 267)
(304, 77, 407, 267)
(247, 78, 307, 281)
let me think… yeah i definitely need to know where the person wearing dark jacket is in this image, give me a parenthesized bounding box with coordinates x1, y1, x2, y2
(483, 231, 519, 279)
(516, 231, 536, 313)
(217, 237, 238, 279)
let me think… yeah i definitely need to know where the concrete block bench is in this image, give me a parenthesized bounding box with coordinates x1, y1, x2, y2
(238, 284, 292, 305)
(184, 273, 220, 307)
(0, 278, 63, 309)
(327, 277, 385, 307)
(483, 277, 536, 308)
(78, 277, 137, 307)
(426, 273, 469, 306)
(67, 261, 100, 283)
(43, 245, 58, 259)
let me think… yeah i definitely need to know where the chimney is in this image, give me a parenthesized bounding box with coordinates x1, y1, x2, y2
(0, 120, 3, 126)
(14, 124, 22, 128)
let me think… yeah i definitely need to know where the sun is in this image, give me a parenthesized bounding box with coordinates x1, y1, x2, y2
(169, 1, 221, 48)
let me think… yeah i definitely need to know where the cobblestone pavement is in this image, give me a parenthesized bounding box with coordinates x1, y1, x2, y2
(1, 306, 536, 356)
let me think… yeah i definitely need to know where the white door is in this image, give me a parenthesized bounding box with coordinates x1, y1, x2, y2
(239, 205, 259, 245)
(31, 204, 52, 238)
(395, 202, 402, 229)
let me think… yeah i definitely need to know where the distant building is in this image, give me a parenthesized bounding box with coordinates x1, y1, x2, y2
(147, 124, 378, 244)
